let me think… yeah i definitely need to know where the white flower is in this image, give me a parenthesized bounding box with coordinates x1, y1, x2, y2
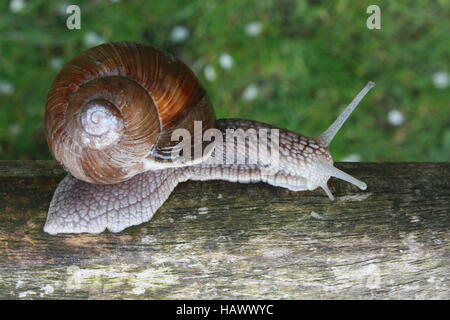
(170, 25, 190, 43)
(432, 71, 449, 89)
(242, 84, 259, 101)
(219, 53, 233, 70)
(245, 21, 263, 36)
(203, 65, 216, 82)
(10, 0, 25, 13)
(9, 124, 22, 136)
(387, 109, 404, 126)
(341, 153, 362, 162)
(50, 57, 64, 71)
(84, 32, 106, 47)
(0, 81, 14, 95)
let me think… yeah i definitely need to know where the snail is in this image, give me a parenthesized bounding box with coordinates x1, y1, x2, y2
(43, 42, 374, 234)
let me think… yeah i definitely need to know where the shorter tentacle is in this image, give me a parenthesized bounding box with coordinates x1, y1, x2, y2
(320, 183, 335, 201)
(315, 159, 367, 191)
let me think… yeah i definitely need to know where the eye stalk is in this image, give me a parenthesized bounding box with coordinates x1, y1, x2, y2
(319, 81, 375, 147)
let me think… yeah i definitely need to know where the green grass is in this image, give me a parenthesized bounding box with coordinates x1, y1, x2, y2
(0, 0, 449, 161)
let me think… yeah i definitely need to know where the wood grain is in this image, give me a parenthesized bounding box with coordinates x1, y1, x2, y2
(0, 161, 448, 299)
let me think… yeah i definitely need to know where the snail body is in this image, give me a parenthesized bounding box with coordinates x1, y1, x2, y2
(44, 42, 374, 234)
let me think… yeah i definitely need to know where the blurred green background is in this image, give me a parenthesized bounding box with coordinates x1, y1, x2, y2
(0, 0, 448, 161)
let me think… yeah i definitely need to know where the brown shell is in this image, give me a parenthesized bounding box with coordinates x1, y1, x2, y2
(45, 42, 216, 184)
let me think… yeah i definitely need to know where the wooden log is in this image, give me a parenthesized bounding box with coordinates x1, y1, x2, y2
(0, 161, 448, 299)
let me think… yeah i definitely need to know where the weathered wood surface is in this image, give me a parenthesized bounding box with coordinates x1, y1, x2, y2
(0, 160, 448, 299)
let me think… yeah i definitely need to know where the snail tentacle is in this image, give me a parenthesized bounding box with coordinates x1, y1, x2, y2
(318, 81, 375, 147)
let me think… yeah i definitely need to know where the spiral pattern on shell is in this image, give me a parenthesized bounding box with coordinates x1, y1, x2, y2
(45, 42, 216, 184)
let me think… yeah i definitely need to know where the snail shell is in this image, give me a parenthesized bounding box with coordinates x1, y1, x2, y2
(45, 42, 215, 184)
